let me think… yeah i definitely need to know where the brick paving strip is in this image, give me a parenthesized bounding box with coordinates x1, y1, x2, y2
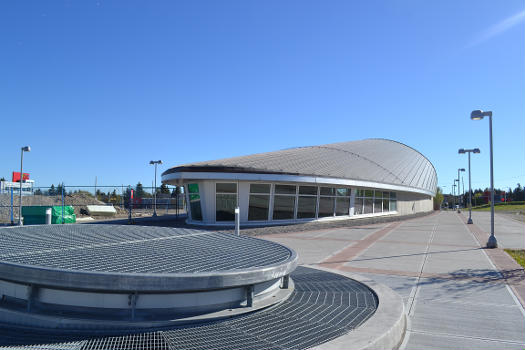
(319, 221, 402, 270)
(316, 211, 522, 291)
(458, 212, 525, 309)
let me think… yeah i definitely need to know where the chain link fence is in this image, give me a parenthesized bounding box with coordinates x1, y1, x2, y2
(0, 184, 186, 225)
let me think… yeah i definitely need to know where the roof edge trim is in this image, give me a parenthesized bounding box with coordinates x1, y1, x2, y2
(162, 171, 436, 197)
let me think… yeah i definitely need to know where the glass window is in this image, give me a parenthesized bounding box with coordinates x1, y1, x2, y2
(374, 191, 382, 199)
(275, 184, 296, 195)
(216, 183, 237, 193)
(189, 193, 202, 221)
(273, 195, 295, 220)
(299, 186, 317, 195)
(318, 197, 335, 217)
(250, 184, 270, 194)
(374, 199, 383, 213)
(216, 183, 237, 221)
(390, 192, 397, 199)
(297, 196, 317, 219)
(320, 187, 335, 196)
(364, 198, 373, 214)
(216, 194, 236, 221)
(389, 200, 397, 211)
(188, 183, 199, 194)
(336, 197, 350, 216)
(354, 198, 363, 215)
(383, 199, 389, 212)
(383, 191, 390, 198)
(356, 189, 363, 197)
(364, 190, 374, 197)
(336, 188, 350, 196)
(248, 194, 270, 221)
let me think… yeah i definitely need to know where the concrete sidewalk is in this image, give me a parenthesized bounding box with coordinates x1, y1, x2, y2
(462, 210, 524, 249)
(261, 211, 525, 350)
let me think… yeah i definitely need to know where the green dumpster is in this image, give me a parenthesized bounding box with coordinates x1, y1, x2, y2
(22, 206, 76, 225)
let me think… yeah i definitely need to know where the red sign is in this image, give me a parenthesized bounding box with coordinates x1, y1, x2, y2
(12, 172, 30, 182)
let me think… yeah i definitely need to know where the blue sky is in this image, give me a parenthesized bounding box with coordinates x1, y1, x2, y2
(1, 1, 523, 194)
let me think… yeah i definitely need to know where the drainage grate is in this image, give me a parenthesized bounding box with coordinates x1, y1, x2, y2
(0, 267, 378, 350)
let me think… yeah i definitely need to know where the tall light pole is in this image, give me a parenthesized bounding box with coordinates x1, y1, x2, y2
(459, 148, 480, 224)
(149, 160, 162, 217)
(471, 110, 497, 248)
(454, 179, 459, 211)
(19, 146, 31, 225)
(452, 182, 457, 208)
(457, 169, 465, 212)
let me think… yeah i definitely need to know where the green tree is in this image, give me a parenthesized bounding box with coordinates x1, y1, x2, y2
(34, 188, 42, 195)
(135, 182, 146, 198)
(57, 183, 64, 196)
(160, 183, 170, 194)
(513, 183, 525, 201)
(48, 184, 56, 196)
(0, 177, 5, 181)
(433, 187, 444, 210)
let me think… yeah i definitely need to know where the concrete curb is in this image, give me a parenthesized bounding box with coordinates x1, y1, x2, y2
(310, 266, 406, 350)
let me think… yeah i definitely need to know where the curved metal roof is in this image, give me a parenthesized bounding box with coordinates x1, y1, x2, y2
(162, 139, 437, 195)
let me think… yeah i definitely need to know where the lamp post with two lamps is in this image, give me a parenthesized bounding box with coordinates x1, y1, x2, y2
(18, 146, 31, 226)
(149, 160, 162, 217)
(471, 110, 497, 248)
(458, 148, 480, 224)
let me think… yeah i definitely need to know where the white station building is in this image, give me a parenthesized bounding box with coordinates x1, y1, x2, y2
(161, 139, 437, 226)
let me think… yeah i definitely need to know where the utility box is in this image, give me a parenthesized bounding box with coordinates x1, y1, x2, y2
(22, 206, 76, 225)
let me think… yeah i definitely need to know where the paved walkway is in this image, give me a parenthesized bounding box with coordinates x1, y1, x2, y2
(462, 210, 525, 249)
(261, 211, 525, 350)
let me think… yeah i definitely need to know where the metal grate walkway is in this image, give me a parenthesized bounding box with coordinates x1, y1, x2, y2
(0, 266, 378, 350)
(0, 225, 292, 273)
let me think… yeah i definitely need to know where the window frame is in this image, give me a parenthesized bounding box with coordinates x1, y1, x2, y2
(248, 183, 272, 221)
(215, 182, 238, 222)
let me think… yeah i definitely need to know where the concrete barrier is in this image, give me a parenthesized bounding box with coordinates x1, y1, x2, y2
(86, 205, 116, 216)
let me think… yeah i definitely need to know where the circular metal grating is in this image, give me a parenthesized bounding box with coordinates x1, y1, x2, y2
(0, 267, 378, 349)
(0, 225, 293, 273)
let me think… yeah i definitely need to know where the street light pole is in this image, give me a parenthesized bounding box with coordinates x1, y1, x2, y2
(149, 160, 162, 217)
(457, 169, 465, 213)
(19, 146, 31, 226)
(452, 182, 456, 208)
(471, 110, 497, 248)
(459, 148, 480, 224)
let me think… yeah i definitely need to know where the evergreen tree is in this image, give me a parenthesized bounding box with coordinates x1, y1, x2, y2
(514, 183, 525, 201)
(48, 184, 56, 196)
(135, 182, 146, 198)
(160, 183, 170, 194)
(57, 183, 64, 196)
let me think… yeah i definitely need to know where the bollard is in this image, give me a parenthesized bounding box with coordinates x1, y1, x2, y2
(235, 207, 240, 236)
(45, 208, 52, 225)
